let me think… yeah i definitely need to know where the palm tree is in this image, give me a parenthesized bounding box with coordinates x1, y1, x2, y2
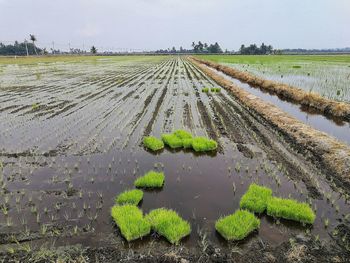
(90, 46, 97, 54)
(29, 34, 38, 55)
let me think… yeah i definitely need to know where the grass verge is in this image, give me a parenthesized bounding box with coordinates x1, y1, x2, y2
(115, 189, 143, 205)
(146, 208, 191, 244)
(111, 205, 150, 241)
(143, 136, 164, 151)
(240, 184, 272, 213)
(134, 171, 165, 188)
(266, 197, 316, 224)
(215, 210, 260, 241)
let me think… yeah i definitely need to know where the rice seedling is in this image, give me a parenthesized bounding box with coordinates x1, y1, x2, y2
(161, 134, 184, 149)
(215, 210, 260, 241)
(146, 208, 191, 244)
(111, 205, 150, 241)
(173, 129, 192, 140)
(143, 136, 164, 151)
(134, 171, 165, 188)
(266, 197, 316, 224)
(191, 137, 217, 152)
(115, 189, 143, 205)
(210, 87, 221, 92)
(240, 184, 272, 213)
(201, 87, 209, 93)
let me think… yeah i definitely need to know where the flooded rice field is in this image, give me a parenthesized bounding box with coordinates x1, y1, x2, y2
(0, 56, 349, 261)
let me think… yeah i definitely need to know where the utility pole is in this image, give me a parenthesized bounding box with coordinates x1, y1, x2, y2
(24, 39, 29, 56)
(52, 41, 55, 54)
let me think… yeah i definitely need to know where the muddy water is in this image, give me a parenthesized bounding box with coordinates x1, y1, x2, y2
(0, 56, 349, 253)
(204, 65, 350, 145)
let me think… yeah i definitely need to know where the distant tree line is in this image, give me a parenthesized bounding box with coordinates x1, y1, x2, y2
(0, 41, 43, 56)
(239, 43, 274, 55)
(155, 41, 225, 54)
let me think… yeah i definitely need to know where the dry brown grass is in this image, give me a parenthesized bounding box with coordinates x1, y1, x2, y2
(191, 57, 350, 121)
(189, 57, 350, 188)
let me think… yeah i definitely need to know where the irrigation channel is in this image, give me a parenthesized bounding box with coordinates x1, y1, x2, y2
(0, 56, 349, 261)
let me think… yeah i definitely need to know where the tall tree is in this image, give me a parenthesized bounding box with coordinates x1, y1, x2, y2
(90, 46, 97, 54)
(29, 34, 38, 55)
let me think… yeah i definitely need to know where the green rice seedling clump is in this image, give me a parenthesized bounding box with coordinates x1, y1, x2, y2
(211, 87, 221, 92)
(134, 171, 165, 188)
(182, 138, 193, 149)
(143, 136, 164, 151)
(215, 210, 260, 241)
(161, 134, 183, 149)
(191, 137, 217, 152)
(240, 184, 272, 213)
(146, 208, 191, 244)
(202, 87, 209, 93)
(111, 205, 150, 241)
(173, 129, 192, 140)
(266, 197, 316, 224)
(115, 189, 143, 205)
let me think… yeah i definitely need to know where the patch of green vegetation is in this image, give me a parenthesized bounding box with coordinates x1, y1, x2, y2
(211, 87, 221, 92)
(32, 103, 39, 110)
(146, 208, 191, 244)
(173, 129, 192, 140)
(134, 171, 165, 188)
(161, 134, 184, 149)
(191, 137, 217, 152)
(266, 197, 316, 224)
(215, 210, 260, 241)
(182, 138, 193, 148)
(202, 87, 209, 93)
(111, 205, 150, 241)
(143, 136, 164, 151)
(115, 189, 143, 205)
(240, 184, 272, 213)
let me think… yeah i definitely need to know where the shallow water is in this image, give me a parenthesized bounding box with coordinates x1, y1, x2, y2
(0, 57, 349, 252)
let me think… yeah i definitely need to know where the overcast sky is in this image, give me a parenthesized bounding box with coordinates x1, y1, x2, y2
(1, 0, 349, 51)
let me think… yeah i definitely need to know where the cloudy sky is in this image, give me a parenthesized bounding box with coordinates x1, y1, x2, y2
(0, 0, 349, 51)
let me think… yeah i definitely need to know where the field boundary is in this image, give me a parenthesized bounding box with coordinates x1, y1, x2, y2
(188, 57, 350, 191)
(191, 56, 350, 121)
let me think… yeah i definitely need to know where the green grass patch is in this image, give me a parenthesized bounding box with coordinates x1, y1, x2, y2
(143, 136, 164, 151)
(266, 197, 316, 224)
(111, 205, 150, 241)
(134, 170, 165, 188)
(161, 134, 183, 149)
(202, 87, 209, 93)
(292, 65, 302, 69)
(215, 210, 260, 241)
(182, 138, 193, 148)
(191, 137, 218, 152)
(240, 184, 272, 213)
(146, 208, 191, 244)
(115, 189, 143, 205)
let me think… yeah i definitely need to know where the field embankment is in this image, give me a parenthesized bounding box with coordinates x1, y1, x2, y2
(189, 57, 350, 190)
(191, 56, 350, 121)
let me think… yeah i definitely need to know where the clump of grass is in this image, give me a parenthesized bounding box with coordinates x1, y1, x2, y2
(182, 138, 193, 149)
(215, 210, 260, 241)
(211, 87, 221, 92)
(134, 171, 165, 188)
(266, 197, 316, 224)
(115, 189, 143, 205)
(240, 184, 272, 213)
(292, 65, 302, 69)
(146, 208, 191, 244)
(191, 137, 217, 152)
(32, 103, 39, 110)
(202, 87, 209, 93)
(161, 134, 183, 149)
(143, 136, 164, 151)
(111, 205, 150, 241)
